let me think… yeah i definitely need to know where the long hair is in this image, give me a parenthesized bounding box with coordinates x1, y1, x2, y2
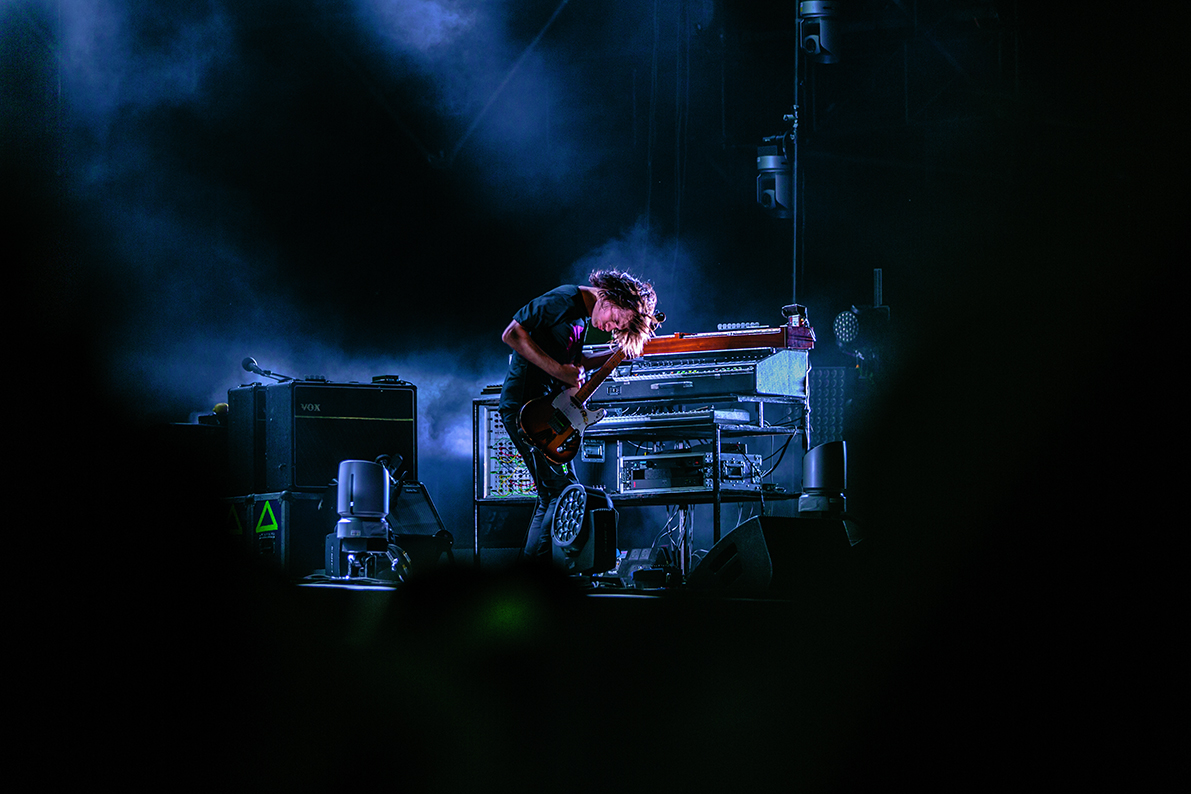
(589, 269, 659, 359)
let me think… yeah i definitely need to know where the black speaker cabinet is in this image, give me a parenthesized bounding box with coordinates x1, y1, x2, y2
(228, 381, 417, 494)
(686, 515, 855, 597)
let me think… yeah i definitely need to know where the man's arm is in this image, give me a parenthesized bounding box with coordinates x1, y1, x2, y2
(579, 348, 617, 371)
(502, 320, 583, 388)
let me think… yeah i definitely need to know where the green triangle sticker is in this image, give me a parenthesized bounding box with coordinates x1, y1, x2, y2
(227, 504, 243, 535)
(255, 500, 279, 533)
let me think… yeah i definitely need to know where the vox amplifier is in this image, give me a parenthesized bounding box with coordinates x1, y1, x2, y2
(228, 380, 417, 494)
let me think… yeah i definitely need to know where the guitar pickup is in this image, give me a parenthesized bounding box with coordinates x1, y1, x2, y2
(548, 412, 569, 434)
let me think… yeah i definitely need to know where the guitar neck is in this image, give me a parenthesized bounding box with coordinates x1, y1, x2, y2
(573, 349, 627, 402)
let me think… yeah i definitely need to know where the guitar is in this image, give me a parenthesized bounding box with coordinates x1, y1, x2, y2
(518, 348, 629, 464)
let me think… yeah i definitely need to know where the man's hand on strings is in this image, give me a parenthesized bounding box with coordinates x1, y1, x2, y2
(557, 363, 585, 389)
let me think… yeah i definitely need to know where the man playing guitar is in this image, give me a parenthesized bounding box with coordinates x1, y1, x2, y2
(499, 269, 659, 562)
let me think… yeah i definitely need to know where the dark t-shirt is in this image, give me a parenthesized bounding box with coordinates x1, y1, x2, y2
(500, 285, 589, 416)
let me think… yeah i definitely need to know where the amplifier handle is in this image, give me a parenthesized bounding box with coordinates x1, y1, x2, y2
(650, 380, 694, 390)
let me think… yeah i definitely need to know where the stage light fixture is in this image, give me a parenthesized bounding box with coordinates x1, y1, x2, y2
(833, 305, 890, 358)
(798, 1, 842, 64)
(325, 458, 412, 581)
(330, 459, 391, 578)
(833, 307, 860, 347)
(798, 441, 862, 545)
(799, 441, 847, 514)
(756, 142, 793, 218)
(551, 484, 618, 576)
(834, 269, 891, 363)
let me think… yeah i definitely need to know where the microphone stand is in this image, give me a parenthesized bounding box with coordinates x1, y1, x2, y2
(241, 357, 294, 382)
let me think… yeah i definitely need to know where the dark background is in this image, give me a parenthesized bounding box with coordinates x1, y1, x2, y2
(9, 0, 1178, 530)
(5, 0, 1179, 788)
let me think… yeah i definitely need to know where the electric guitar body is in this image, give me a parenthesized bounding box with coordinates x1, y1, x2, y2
(519, 348, 627, 465)
(519, 389, 606, 464)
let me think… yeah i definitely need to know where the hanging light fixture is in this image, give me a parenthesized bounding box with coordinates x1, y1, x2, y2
(798, 1, 842, 64)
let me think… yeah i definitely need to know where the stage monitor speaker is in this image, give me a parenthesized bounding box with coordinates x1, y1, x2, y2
(686, 515, 854, 597)
(228, 381, 417, 494)
(686, 516, 773, 595)
(390, 481, 454, 570)
(390, 481, 445, 535)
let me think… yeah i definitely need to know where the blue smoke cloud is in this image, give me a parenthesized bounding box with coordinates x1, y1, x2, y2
(58, 0, 231, 128)
(353, 0, 617, 199)
(20, 0, 743, 536)
(358, 0, 479, 55)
